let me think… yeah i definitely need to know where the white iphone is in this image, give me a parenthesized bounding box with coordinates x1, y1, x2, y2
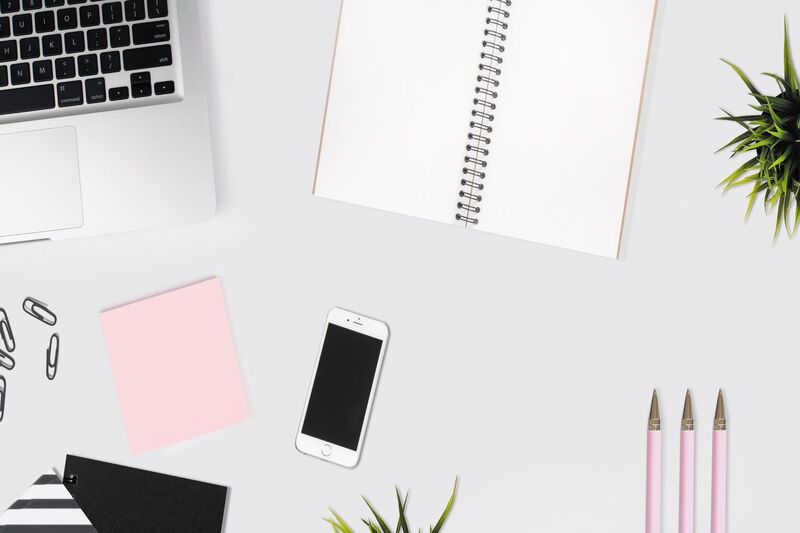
(296, 307, 389, 468)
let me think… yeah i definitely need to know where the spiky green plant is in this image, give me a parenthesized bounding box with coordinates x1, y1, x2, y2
(325, 480, 457, 533)
(717, 18, 800, 241)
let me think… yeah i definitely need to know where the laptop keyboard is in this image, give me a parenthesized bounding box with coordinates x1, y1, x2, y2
(0, 0, 181, 124)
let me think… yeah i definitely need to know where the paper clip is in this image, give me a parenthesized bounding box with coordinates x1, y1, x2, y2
(46, 333, 59, 381)
(23, 297, 57, 326)
(0, 308, 14, 352)
(0, 349, 15, 371)
(0, 376, 5, 423)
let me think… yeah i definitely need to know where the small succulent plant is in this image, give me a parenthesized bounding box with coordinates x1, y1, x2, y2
(718, 19, 800, 241)
(325, 480, 457, 533)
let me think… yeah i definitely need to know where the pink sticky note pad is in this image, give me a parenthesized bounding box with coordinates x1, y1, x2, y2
(100, 278, 249, 454)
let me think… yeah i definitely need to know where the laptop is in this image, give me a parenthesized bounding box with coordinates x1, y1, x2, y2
(0, 0, 215, 245)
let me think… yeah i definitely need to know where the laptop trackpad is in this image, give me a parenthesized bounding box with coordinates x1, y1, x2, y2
(0, 127, 83, 238)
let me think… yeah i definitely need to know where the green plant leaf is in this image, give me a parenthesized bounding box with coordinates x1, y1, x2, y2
(363, 498, 394, 533)
(793, 195, 800, 236)
(430, 480, 458, 533)
(762, 72, 792, 94)
(745, 181, 769, 220)
(361, 520, 382, 533)
(775, 193, 786, 242)
(327, 508, 356, 533)
(716, 130, 753, 154)
(727, 173, 760, 189)
(395, 488, 410, 533)
(786, 17, 799, 93)
(769, 144, 794, 169)
(719, 157, 758, 189)
(722, 59, 762, 96)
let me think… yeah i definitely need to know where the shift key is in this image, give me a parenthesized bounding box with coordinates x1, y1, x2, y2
(123, 44, 172, 71)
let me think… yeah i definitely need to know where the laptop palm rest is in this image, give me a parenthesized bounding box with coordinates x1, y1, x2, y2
(0, 126, 84, 239)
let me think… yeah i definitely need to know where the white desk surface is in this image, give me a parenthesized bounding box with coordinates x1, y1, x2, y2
(0, 1, 797, 531)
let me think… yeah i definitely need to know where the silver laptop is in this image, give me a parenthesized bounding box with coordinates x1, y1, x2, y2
(0, 0, 215, 245)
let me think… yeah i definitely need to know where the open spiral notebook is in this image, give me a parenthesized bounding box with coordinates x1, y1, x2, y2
(314, 0, 658, 258)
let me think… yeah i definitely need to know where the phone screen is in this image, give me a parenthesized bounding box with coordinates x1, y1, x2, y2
(302, 323, 383, 450)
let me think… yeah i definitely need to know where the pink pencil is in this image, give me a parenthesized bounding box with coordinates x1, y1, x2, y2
(679, 390, 694, 533)
(711, 390, 727, 533)
(646, 390, 661, 533)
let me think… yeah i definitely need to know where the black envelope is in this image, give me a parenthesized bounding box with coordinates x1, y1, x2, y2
(63, 455, 228, 533)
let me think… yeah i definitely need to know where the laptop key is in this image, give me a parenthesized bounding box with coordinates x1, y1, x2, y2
(22, 0, 41, 10)
(56, 7, 77, 30)
(0, 17, 8, 37)
(87, 27, 106, 50)
(32, 58, 52, 81)
(109, 24, 129, 47)
(42, 33, 62, 56)
(102, 1, 122, 24)
(99, 50, 119, 72)
(55, 55, 74, 78)
(108, 85, 127, 100)
(79, 4, 99, 27)
(154, 80, 172, 95)
(35, 10, 55, 33)
(44, 0, 64, 6)
(0, 64, 6, 86)
(56, 80, 82, 106)
(0, 84, 55, 115)
(130, 69, 149, 97)
(12, 13, 31, 35)
(18, 35, 36, 58)
(123, 0, 143, 21)
(77, 53, 97, 76)
(64, 30, 84, 53)
(10, 61, 28, 84)
(132, 20, 168, 45)
(0, 39, 16, 62)
(0, 0, 19, 14)
(123, 43, 170, 70)
(84, 76, 104, 103)
(146, 0, 166, 19)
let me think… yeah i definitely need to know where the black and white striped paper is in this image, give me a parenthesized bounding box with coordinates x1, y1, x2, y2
(0, 471, 97, 532)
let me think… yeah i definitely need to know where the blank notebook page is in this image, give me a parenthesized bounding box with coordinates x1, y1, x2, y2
(314, 0, 486, 224)
(315, 0, 656, 258)
(480, 0, 656, 258)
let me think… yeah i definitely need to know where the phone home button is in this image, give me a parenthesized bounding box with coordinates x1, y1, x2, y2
(321, 444, 332, 457)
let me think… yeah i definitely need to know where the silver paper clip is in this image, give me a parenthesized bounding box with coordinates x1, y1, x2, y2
(0, 349, 15, 371)
(0, 308, 14, 352)
(23, 297, 57, 326)
(0, 376, 5, 423)
(46, 333, 59, 381)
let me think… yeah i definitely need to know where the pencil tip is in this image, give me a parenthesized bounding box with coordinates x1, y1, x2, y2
(648, 390, 660, 430)
(714, 389, 726, 430)
(682, 390, 694, 430)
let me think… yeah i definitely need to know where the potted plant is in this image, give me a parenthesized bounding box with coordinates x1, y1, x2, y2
(325, 480, 457, 533)
(718, 19, 800, 240)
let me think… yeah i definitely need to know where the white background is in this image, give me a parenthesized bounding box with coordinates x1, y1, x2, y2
(0, 1, 798, 531)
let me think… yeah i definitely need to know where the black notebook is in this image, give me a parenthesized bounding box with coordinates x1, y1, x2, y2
(63, 455, 228, 533)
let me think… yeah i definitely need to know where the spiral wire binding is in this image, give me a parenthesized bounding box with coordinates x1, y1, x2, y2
(456, 0, 512, 226)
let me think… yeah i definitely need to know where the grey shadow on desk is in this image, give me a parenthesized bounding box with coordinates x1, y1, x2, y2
(195, 0, 230, 216)
(220, 486, 232, 533)
(617, 0, 666, 260)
